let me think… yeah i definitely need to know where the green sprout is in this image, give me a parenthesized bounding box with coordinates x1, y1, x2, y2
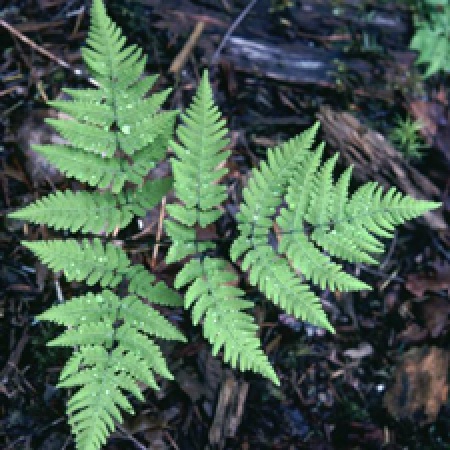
(389, 115, 428, 160)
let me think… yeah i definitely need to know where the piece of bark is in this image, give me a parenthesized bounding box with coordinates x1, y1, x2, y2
(208, 376, 249, 449)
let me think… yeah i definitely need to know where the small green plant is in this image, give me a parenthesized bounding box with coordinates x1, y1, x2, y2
(389, 115, 428, 159)
(410, 0, 450, 77)
(8, 1, 441, 449)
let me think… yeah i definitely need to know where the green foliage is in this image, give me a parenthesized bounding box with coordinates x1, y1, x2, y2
(230, 122, 439, 334)
(37, 290, 184, 450)
(7, 0, 442, 449)
(9, 178, 173, 233)
(8, 1, 182, 449)
(166, 70, 279, 384)
(410, 0, 450, 77)
(36, 0, 177, 191)
(389, 115, 428, 159)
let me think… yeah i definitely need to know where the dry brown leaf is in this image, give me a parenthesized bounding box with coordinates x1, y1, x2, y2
(383, 346, 449, 424)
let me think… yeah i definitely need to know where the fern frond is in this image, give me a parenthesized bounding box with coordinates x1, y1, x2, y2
(167, 69, 229, 228)
(322, 182, 441, 261)
(166, 70, 276, 383)
(9, 190, 133, 234)
(38, 290, 185, 342)
(175, 257, 279, 384)
(36, 0, 174, 196)
(37, 288, 184, 450)
(277, 131, 440, 289)
(234, 118, 440, 330)
(23, 239, 130, 287)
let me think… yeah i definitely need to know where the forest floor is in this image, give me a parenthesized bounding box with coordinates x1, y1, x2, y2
(1, 1, 449, 449)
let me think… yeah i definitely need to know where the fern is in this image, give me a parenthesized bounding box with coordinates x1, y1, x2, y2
(36, 290, 183, 450)
(230, 124, 440, 333)
(8, 1, 184, 449)
(165, 70, 279, 384)
(7, 0, 442, 448)
(389, 115, 428, 159)
(9, 178, 173, 233)
(410, 0, 450, 78)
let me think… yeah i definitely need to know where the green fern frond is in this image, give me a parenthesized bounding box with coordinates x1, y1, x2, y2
(23, 239, 130, 287)
(167, 70, 229, 228)
(166, 70, 276, 383)
(37, 288, 184, 450)
(32, 0, 175, 193)
(325, 182, 441, 258)
(278, 134, 440, 282)
(9, 190, 133, 234)
(37, 290, 185, 342)
(176, 257, 279, 384)
(233, 121, 440, 331)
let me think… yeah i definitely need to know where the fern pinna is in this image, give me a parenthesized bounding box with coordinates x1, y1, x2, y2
(9, 1, 185, 449)
(8, 0, 441, 449)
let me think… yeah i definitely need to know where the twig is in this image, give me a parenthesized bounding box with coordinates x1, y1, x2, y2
(211, 0, 259, 65)
(380, 230, 396, 270)
(359, 265, 404, 283)
(116, 423, 147, 450)
(164, 431, 181, 450)
(36, 80, 48, 102)
(152, 196, 166, 269)
(0, 18, 99, 88)
(70, 5, 85, 38)
(169, 21, 205, 74)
